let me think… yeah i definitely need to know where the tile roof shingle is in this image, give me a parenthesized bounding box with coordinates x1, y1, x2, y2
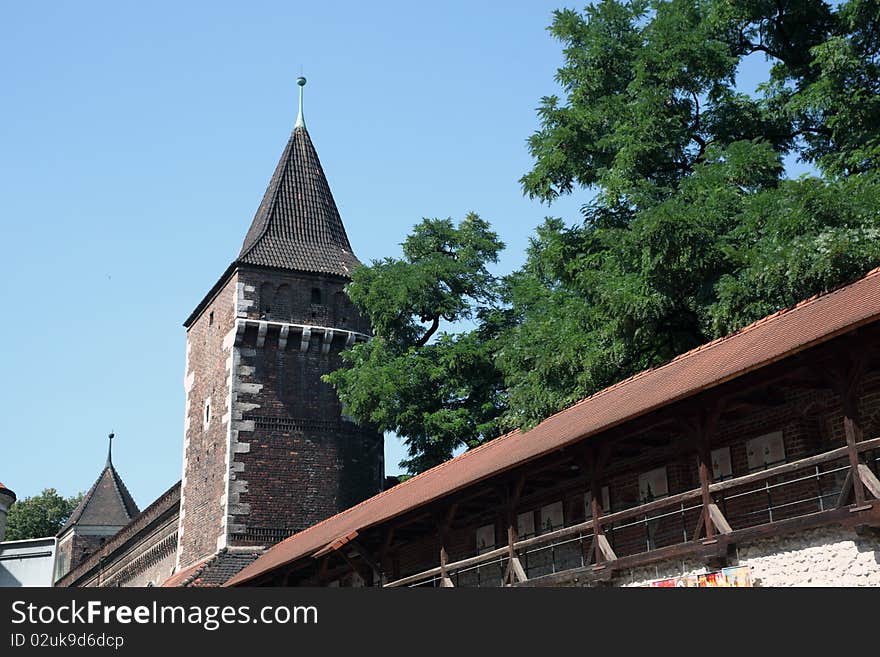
(58, 463, 139, 535)
(163, 549, 264, 587)
(237, 125, 360, 278)
(226, 266, 880, 586)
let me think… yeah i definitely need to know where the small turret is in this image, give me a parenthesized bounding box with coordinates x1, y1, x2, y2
(0, 482, 16, 542)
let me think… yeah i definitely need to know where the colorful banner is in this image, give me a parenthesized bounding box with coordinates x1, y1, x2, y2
(649, 566, 752, 587)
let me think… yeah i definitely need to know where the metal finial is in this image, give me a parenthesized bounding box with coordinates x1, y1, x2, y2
(106, 431, 114, 467)
(295, 76, 307, 129)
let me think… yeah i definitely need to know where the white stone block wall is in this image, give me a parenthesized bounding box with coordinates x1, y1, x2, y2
(611, 526, 880, 587)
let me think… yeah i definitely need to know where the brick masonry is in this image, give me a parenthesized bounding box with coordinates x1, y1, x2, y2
(177, 264, 383, 569)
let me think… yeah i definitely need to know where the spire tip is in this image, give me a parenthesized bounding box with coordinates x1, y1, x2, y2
(295, 76, 307, 129)
(106, 431, 114, 467)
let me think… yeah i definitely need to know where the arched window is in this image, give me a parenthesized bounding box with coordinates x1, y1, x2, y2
(260, 282, 275, 318)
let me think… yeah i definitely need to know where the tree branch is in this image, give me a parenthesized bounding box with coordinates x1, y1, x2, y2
(416, 315, 441, 348)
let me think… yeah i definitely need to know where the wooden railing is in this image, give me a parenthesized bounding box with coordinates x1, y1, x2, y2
(384, 436, 880, 587)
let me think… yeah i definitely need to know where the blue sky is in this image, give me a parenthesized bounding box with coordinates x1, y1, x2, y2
(0, 1, 804, 507)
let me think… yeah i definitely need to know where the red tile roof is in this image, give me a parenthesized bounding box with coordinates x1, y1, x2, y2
(162, 556, 212, 587)
(226, 267, 880, 586)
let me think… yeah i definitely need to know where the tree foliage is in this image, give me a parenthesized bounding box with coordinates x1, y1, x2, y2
(324, 215, 508, 474)
(330, 0, 880, 473)
(504, 0, 880, 428)
(5, 488, 83, 541)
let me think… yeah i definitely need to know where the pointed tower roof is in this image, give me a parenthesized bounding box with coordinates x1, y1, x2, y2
(237, 77, 361, 278)
(58, 433, 139, 536)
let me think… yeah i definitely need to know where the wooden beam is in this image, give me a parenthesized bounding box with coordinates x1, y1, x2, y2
(819, 346, 868, 507)
(844, 415, 867, 507)
(596, 534, 617, 562)
(384, 440, 880, 588)
(437, 504, 458, 587)
(518, 502, 880, 587)
(349, 540, 382, 586)
(837, 469, 854, 508)
(505, 523, 518, 585)
(693, 402, 723, 541)
(439, 544, 450, 585)
(339, 550, 364, 582)
(691, 512, 705, 542)
(511, 474, 527, 511)
(317, 556, 329, 584)
(381, 527, 395, 555)
(585, 448, 606, 566)
(509, 556, 528, 583)
(710, 437, 880, 494)
(443, 502, 458, 533)
(707, 503, 732, 535)
(377, 527, 396, 585)
(312, 530, 358, 559)
(858, 464, 880, 500)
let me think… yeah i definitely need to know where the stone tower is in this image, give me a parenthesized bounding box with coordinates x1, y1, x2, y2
(55, 434, 140, 581)
(176, 79, 384, 571)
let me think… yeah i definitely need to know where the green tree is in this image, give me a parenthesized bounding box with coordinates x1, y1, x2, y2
(324, 214, 508, 474)
(327, 1, 880, 470)
(503, 0, 880, 428)
(5, 488, 83, 540)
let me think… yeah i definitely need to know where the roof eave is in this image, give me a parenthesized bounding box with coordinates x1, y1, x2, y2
(226, 267, 880, 586)
(183, 260, 356, 329)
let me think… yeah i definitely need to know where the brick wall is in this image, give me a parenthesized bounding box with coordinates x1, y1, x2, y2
(177, 271, 239, 568)
(178, 265, 383, 568)
(228, 267, 382, 545)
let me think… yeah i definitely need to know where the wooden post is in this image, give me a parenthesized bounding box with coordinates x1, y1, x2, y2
(350, 540, 382, 587)
(505, 476, 527, 584)
(317, 556, 329, 586)
(825, 348, 868, 509)
(585, 445, 615, 567)
(437, 505, 457, 587)
(378, 527, 395, 586)
(697, 428, 715, 543)
(843, 399, 867, 508)
(339, 550, 363, 584)
(439, 544, 453, 587)
(689, 403, 725, 543)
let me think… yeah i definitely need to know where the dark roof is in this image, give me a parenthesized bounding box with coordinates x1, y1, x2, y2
(0, 482, 14, 502)
(163, 549, 264, 587)
(56, 481, 181, 587)
(59, 463, 139, 535)
(183, 124, 361, 328)
(238, 125, 361, 278)
(226, 266, 880, 585)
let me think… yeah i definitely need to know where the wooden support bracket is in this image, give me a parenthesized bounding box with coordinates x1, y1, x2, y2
(837, 469, 854, 508)
(596, 534, 617, 562)
(707, 503, 732, 535)
(509, 556, 528, 583)
(858, 463, 880, 500)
